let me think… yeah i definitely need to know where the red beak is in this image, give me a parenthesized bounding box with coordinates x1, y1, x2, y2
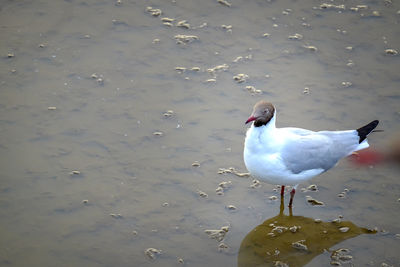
(245, 116, 256, 124)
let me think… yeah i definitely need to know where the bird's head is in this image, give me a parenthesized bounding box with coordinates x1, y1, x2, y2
(245, 100, 275, 127)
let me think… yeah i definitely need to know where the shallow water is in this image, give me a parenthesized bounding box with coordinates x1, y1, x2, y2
(0, 0, 399, 266)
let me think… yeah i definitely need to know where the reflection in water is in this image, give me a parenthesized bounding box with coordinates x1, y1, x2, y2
(238, 199, 376, 267)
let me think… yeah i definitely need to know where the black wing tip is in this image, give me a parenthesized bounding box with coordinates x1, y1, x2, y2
(370, 120, 379, 126)
(357, 120, 379, 143)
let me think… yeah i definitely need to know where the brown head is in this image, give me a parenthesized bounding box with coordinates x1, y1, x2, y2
(245, 100, 275, 127)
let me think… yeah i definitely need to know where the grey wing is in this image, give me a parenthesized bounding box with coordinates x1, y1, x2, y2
(282, 127, 315, 136)
(281, 134, 342, 174)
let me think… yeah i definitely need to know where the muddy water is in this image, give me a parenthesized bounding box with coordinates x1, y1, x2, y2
(0, 0, 399, 266)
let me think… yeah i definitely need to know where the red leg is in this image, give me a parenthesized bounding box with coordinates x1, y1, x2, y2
(280, 185, 285, 197)
(288, 188, 296, 207)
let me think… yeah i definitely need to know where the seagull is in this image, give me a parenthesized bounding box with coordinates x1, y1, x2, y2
(243, 100, 379, 207)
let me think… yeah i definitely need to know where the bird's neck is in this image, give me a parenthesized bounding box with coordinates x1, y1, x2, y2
(246, 114, 278, 152)
(248, 114, 277, 143)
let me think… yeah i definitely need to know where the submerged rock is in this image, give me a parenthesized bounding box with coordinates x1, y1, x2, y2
(205, 225, 229, 242)
(292, 240, 308, 251)
(306, 196, 324, 206)
(145, 248, 162, 259)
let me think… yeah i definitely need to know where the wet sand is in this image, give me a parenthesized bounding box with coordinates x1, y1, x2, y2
(0, 0, 399, 266)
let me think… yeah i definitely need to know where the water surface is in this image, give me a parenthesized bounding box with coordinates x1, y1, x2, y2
(0, 0, 399, 266)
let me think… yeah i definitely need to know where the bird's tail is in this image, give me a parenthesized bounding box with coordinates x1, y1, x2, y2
(357, 120, 379, 143)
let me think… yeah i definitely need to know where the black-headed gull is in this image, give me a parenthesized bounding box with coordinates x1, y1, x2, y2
(244, 100, 379, 207)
